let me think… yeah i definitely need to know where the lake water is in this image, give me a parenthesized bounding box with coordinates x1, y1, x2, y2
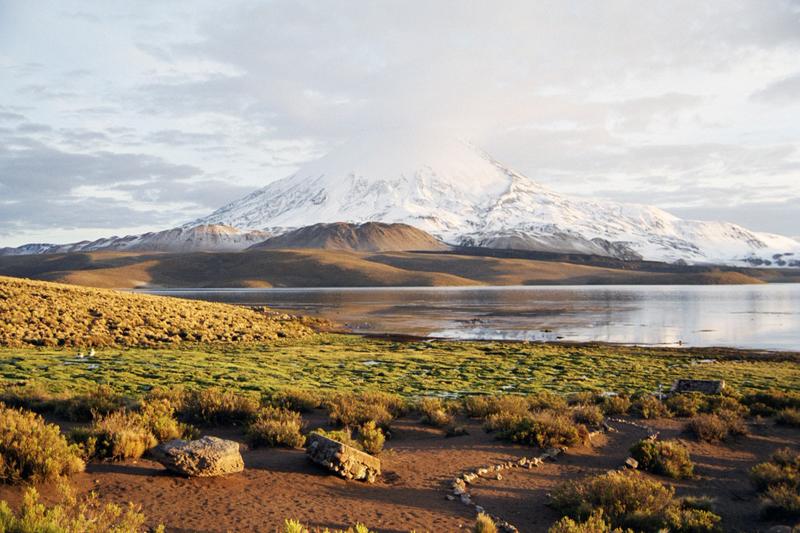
(143, 285, 800, 350)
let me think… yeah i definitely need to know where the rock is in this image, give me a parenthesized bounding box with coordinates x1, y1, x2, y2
(495, 473, 502, 480)
(446, 494, 455, 501)
(152, 436, 244, 477)
(460, 493, 472, 505)
(306, 432, 381, 483)
(475, 505, 484, 514)
(624, 457, 639, 469)
(766, 526, 792, 533)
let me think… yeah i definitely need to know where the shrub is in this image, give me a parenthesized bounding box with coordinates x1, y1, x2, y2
(325, 392, 399, 430)
(138, 399, 196, 442)
(686, 411, 746, 442)
(312, 428, 362, 450)
(632, 395, 670, 419)
(0, 404, 84, 483)
(418, 397, 454, 427)
(486, 409, 588, 448)
(761, 484, 800, 519)
(246, 407, 305, 448)
(0, 382, 60, 414)
(548, 510, 625, 533)
(567, 392, 599, 406)
(80, 410, 157, 460)
(474, 512, 498, 533)
(464, 395, 529, 419)
(54, 385, 128, 422)
(776, 408, 800, 428)
(528, 391, 569, 411)
(179, 388, 260, 426)
(702, 395, 747, 417)
(358, 421, 385, 455)
(750, 448, 799, 519)
(742, 390, 800, 417)
(630, 439, 694, 479)
(571, 405, 604, 427)
(665, 393, 705, 418)
(0, 485, 159, 533)
(601, 395, 631, 416)
(549, 470, 721, 532)
(282, 519, 374, 533)
(266, 388, 322, 412)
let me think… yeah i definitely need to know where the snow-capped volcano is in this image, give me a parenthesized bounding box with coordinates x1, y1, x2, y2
(193, 134, 800, 267)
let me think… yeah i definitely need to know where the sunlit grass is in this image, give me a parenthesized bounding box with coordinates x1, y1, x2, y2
(1, 334, 796, 397)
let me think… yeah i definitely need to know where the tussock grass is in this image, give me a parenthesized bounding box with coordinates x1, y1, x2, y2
(417, 397, 454, 427)
(485, 409, 589, 448)
(0, 404, 84, 483)
(0, 485, 160, 533)
(246, 406, 306, 448)
(750, 448, 800, 519)
(549, 470, 721, 532)
(630, 439, 694, 479)
(0, 275, 312, 348)
(686, 411, 747, 442)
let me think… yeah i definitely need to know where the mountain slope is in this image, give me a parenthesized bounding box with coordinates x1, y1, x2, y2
(250, 222, 448, 252)
(0, 225, 269, 255)
(192, 134, 800, 267)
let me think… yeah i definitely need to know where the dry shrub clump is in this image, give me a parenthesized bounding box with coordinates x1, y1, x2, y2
(486, 409, 588, 448)
(0, 485, 160, 533)
(417, 397, 454, 427)
(548, 510, 626, 533)
(601, 395, 631, 416)
(632, 394, 671, 419)
(665, 393, 706, 418)
(358, 421, 385, 455)
(742, 390, 800, 417)
(686, 411, 747, 442)
(474, 512, 498, 533)
(179, 388, 260, 426)
(0, 275, 312, 348)
(266, 388, 323, 413)
(246, 406, 306, 448)
(325, 391, 406, 430)
(0, 404, 84, 483)
(282, 519, 373, 533)
(571, 404, 604, 427)
(630, 438, 694, 479)
(776, 408, 800, 428)
(464, 395, 529, 419)
(70, 402, 193, 461)
(750, 448, 800, 520)
(549, 470, 721, 532)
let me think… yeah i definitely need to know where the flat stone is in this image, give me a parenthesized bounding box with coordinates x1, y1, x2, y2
(625, 457, 639, 469)
(306, 432, 381, 483)
(151, 436, 244, 477)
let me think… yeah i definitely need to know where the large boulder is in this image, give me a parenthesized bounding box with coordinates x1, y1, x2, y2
(151, 436, 244, 477)
(306, 432, 381, 483)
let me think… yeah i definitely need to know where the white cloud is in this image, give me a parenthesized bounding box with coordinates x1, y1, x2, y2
(0, 0, 799, 245)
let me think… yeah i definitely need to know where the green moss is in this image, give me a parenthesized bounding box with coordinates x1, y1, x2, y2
(0, 334, 797, 398)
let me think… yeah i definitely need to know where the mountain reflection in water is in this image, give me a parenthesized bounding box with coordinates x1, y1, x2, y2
(142, 285, 800, 350)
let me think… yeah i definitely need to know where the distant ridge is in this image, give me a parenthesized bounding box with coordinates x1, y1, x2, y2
(0, 224, 269, 255)
(249, 222, 448, 252)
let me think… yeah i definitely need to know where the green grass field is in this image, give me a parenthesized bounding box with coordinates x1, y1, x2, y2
(1, 334, 797, 397)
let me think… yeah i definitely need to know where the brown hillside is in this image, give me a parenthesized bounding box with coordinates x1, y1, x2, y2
(0, 249, 775, 289)
(0, 276, 313, 347)
(250, 222, 448, 252)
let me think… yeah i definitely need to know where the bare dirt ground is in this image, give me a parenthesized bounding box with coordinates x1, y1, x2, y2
(0, 413, 797, 533)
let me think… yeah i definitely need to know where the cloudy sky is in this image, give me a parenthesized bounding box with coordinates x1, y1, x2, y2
(1, 0, 799, 247)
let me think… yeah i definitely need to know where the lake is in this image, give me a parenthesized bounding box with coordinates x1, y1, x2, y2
(143, 285, 800, 350)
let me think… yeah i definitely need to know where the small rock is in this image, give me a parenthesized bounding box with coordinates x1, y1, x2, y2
(446, 494, 455, 501)
(460, 493, 472, 505)
(475, 505, 484, 513)
(495, 473, 502, 481)
(624, 457, 639, 470)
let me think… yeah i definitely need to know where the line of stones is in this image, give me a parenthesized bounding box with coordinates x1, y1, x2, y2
(446, 428, 609, 533)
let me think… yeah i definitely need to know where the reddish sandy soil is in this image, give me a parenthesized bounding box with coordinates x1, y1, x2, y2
(0, 413, 797, 533)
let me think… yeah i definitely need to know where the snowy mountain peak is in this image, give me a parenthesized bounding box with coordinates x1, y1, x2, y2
(192, 136, 800, 267)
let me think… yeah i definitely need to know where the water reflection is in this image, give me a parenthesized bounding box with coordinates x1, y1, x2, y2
(142, 285, 800, 350)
